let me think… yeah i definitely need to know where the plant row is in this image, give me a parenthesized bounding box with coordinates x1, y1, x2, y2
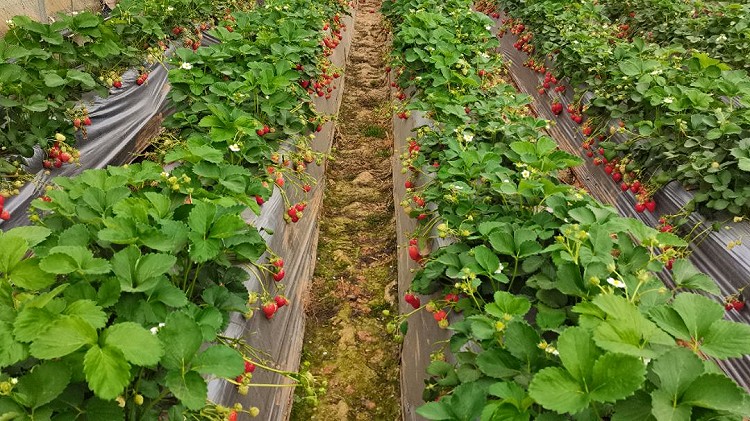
(475, 0, 750, 216)
(0, 0, 348, 419)
(383, 0, 750, 419)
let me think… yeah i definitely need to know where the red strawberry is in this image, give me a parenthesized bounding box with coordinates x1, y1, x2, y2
(0, 210, 9, 221)
(634, 203, 646, 213)
(275, 176, 284, 187)
(73, 118, 81, 128)
(445, 293, 459, 302)
(405, 180, 414, 189)
(586, 151, 594, 158)
(228, 410, 238, 421)
(413, 196, 425, 207)
(257, 128, 265, 136)
(113, 80, 122, 89)
(273, 269, 285, 282)
(59, 152, 71, 163)
(644, 200, 656, 212)
(408, 244, 421, 262)
(263, 125, 270, 134)
(433, 310, 447, 321)
(262, 302, 278, 319)
(659, 225, 672, 233)
(665, 258, 674, 270)
(43, 160, 52, 169)
(405, 293, 420, 309)
(612, 172, 622, 182)
(272, 258, 284, 268)
(54, 159, 63, 168)
(0, 196, 4, 206)
(244, 361, 256, 373)
(303, 184, 312, 193)
(726, 302, 734, 311)
(604, 165, 613, 175)
(409, 238, 418, 246)
(734, 301, 745, 311)
(287, 207, 297, 219)
(551, 102, 563, 115)
(255, 195, 265, 205)
(582, 126, 592, 136)
(274, 295, 289, 308)
(84, 117, 92, 126)
(295, 202, 306, 212)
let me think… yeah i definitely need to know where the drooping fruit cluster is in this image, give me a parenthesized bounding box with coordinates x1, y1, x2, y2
(284, 201, 306, 224)
(42, 133, 79, 170)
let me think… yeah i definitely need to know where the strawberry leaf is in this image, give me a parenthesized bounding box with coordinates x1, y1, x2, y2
(84, 345, 131, 400)
(529, 367, 589, 414)
(192, 345, 243, 378)
(103, 322, 164, 366)
(14, 361, 70, 409)
(165, 370, 207, 411)
(158, 312, 202, 371)
(30, 316, 97, 359)
(589, 353, 645, 403)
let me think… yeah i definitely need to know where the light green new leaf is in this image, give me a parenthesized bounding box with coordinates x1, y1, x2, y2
(670, 259, 719, 294)
(557, 326, 600, 384)
(84, 345, 131, 400)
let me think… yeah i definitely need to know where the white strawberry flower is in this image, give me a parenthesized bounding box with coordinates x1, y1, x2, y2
(521, 170, 531, 179)
(180, 62, 193, 70)
(494, 263, 505, 274)
(607, 277, 626, 289)
(663, 97, 674, 104)
(462, 132, 474, 143)
(229, 144, 241, 152)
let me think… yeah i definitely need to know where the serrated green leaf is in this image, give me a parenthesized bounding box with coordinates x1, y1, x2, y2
(489, 291, 531, 317)
(476, 348, 520, 379)
(158, 312, 202, 370)
(681, 373, 748, 412)
(63, 300, 107, 330)
(0, 322, 26, 368)
(417, 401, 454, 420)
(651, 389, 691, 421)
(700, 319, 750, 359)
(84, 345, 131, 400)
(30, 316, 97, 359)
(473, 245, 499, 274)
(104, 322, 164, 366)
(557, 326, 600, 384)
(165, 370, 207, 410)
(651, 348, 703, 397)
(590, 353, 646, 402)
(188, 201, 216, 235)
(529, 367, 588, 414)
(14, 361, 70, 409)
(0, 235, 27, 273)
(13, 307, 57, 342)
(4, 226, 51, 247)
(670, 260, 719, 294)
(193, 345, 244, 378)
(9, 258, 56, 290)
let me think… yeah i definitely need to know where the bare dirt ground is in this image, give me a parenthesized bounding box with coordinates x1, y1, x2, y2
(291, 1, 401, 420)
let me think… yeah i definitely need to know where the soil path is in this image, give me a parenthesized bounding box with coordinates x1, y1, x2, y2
(291, 1, 401, 420)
